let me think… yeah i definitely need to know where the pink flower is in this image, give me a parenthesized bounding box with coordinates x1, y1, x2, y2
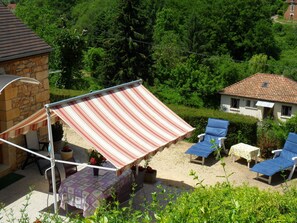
(90, 157, 97, 165)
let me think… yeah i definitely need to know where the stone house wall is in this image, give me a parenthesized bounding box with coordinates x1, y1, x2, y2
(0, 54, 50, 173)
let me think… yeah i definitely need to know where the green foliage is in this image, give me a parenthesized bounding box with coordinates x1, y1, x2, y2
(159, 184, 297, 222)
(203, 54, 248, 87)
(56, 29, 85, 89)
(71, 0, 118, 47)
(5, 182, 297, 222)
(152, 54, 247, 109)
(102, 0, 154, 86)
(183, 0, 279, 60)
(249, 54, 268, 74)
(256, 116, 297, 158)
(83, 47, 105, 77)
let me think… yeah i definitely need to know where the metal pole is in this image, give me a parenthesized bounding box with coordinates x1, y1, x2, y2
(45, 105, 58, 213)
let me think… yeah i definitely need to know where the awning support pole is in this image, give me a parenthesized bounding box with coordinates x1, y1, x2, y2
(45, 105, 58, 214)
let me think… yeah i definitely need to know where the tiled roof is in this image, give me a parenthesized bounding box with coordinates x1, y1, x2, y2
(0, 3, 51, 62)
(220, 73, 297, 105)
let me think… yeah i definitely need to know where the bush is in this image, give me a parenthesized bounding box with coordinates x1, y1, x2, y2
(256, 116, 297, 158)
(159, 184, 297, 222)
(83, 47, 105, 77)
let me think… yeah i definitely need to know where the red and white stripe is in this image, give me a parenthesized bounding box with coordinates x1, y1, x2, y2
(51, 83, 194, 173)
(0, 82, 195, 174)
(0, 108, 59, 140)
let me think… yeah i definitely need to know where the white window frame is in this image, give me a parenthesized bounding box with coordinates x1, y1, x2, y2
(281, 105, 292, 117)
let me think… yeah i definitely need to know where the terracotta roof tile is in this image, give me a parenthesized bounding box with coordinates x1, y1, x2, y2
(0, 3, 51, 62)
(220, 73, 297, 105)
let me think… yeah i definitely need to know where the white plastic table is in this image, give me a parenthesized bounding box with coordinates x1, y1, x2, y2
(229, 143, 260, 168)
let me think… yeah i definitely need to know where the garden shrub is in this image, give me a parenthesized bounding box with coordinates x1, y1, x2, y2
(159, 184, 297, 223)
(256, 116, 297, 158)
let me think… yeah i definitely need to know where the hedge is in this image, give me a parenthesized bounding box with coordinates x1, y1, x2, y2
(167, 104, 258, 149)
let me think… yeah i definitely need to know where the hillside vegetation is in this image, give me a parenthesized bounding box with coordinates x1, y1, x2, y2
(15, 0, 295, 109)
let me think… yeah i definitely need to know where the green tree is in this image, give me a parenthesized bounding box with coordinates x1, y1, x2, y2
(83, 47, 105, 78)
(185, 0, 279, 60)
(103, 0, 153, 86)
(248, 54, 268, 74)
(153, 8, 186, 82)
(16, 0, 61, 68)
(56, 29, 85, 89)
(71, 0, 117, 47)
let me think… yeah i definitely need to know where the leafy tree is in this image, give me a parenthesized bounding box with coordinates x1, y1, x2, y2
(83, 47, 105, 78)
(248, 54, 268, 74)
(56, 29, 85, 89)
(184, 0, 279, 60)
(203, 54, 248, 86)
(71, 0, 117, 47)
(16, 0, 61, 68)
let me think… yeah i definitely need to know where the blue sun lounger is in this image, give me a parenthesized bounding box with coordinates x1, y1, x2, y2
(185, 118, 229, 165)
(251, 132, 297, 184)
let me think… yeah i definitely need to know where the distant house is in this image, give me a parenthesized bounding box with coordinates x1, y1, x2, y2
(0, 3, 52, 176)
(219, 73, 297, 121)
(284, 0, 297, 20)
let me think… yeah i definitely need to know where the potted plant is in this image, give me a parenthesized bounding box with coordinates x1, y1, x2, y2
(144, 166, 157, 184)
(51, 121, 64, 151)
(51, 121, 63, 141)
(131, 164, 145, 190)
(60, 140, 73, 160)
(89, 150, 106, 176)
(143, 158, 157, 183)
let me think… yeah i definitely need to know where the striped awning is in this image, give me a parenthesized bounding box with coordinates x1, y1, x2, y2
(0, 80, 195, 174)
(0, 108, 59, 140)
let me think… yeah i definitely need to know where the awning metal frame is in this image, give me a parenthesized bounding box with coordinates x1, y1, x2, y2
(0, 74, 40, 94)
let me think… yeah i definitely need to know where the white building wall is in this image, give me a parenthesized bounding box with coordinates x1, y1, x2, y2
(220, 95, 262, 119)
(220, 95, 297, 121)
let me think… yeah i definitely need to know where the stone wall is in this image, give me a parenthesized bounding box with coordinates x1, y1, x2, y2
(0, 54, 50, 170)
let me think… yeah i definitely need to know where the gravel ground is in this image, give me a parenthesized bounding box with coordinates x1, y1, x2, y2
(65, 125, 297, 192)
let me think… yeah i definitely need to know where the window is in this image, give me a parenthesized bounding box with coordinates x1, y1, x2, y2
(231, 98, 240, 109)
(245, 100, 257, 108)
(281, 105, 292, 117)
(246, 100, 251, 107)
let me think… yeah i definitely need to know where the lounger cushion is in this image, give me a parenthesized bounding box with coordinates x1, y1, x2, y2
(279, 150, 297, 161)
(251, 157, 294, 176)
(185, 141, 216, 158)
